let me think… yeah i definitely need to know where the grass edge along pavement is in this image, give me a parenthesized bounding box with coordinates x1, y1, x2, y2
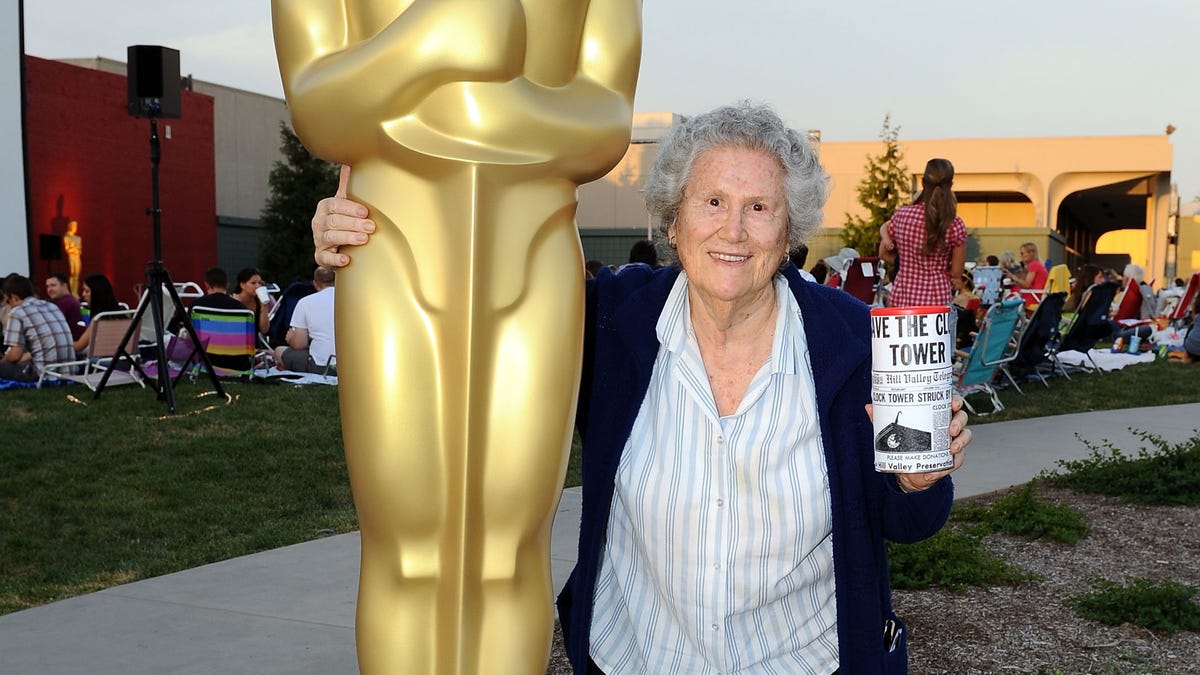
(0, 380, 353, 616)
(2, 356, 1199, 616)
(889, 427, 1200, 636)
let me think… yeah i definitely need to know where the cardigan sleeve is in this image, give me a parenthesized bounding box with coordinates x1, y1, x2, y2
(879, 475, 954, 544)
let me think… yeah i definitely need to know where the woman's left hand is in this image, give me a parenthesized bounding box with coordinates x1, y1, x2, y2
(866, 395, 971, 493)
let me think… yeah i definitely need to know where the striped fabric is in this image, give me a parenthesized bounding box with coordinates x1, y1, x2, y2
(590, 274, 838, 675)
(189, 307, 255, 376)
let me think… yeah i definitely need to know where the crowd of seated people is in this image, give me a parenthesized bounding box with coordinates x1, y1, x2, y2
(1, 263, 344, 385)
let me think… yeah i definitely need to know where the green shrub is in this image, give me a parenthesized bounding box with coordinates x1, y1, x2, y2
(1068, 578, 1200, 635)
(953, 484, 1089, 545)
(888, 528, 1033, 592)
(1042, 430, 1200, 506)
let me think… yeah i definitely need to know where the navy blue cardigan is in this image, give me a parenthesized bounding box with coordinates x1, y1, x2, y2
(556, 263, 954, 674)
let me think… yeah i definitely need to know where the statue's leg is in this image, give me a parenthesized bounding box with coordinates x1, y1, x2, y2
(338, 162, 471, 673)
(468, 202, 583, 673)
(337, 163, 582, 674)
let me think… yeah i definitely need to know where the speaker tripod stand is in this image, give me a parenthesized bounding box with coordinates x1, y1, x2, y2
(94, 115, 225, 413)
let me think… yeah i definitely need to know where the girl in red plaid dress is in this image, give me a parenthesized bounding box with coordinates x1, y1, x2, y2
(878, 158, 967, 308)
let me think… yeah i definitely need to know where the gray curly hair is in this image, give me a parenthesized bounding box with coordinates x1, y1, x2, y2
(644, 101, 828, 266)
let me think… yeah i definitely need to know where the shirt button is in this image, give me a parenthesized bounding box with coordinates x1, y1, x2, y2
(713, 562, 721, 570)
(715, 435, 725, 444)
(715, 499, 724, 507)
(712, 624, 719, 631)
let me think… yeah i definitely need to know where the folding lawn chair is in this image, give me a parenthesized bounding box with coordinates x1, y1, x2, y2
(1168, 271, 1199, 327)
(1110, 278, 1144, 322)
(1006, 291, 1067, 387)
(1051, 281, 1119, 374)
(134, 284, 187, 347)
(37, 309, 146, 390)
(1044, 264, 1071, 295)
(971, 265, 1004, 307)
(187, 306, 260, 379)
(266, 281, 316, 348)
(840, 256, 882, 306)
(953, 297, 1026, 415)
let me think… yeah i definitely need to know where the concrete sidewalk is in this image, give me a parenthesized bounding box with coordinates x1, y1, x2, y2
(2, 404, 1198, 674)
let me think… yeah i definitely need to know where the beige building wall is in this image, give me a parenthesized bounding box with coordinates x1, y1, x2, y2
(581, 118, 1176, 284)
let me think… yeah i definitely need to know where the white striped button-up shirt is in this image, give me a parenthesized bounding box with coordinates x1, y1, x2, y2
(590, 274, 838, 674)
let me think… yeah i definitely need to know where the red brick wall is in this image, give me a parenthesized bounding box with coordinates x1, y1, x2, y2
(24, 56, 216, 307)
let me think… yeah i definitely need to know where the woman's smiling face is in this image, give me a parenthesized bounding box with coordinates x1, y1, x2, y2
(670, 144, 789, 309)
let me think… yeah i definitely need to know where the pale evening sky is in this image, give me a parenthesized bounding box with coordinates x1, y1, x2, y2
(22, 0, 1200, 202)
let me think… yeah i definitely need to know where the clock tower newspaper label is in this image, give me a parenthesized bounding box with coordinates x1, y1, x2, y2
(870, 305, 954, 473)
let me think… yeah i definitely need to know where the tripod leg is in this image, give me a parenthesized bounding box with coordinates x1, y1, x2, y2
(144, 275, 179, 412)
(94, 295, 151, 400)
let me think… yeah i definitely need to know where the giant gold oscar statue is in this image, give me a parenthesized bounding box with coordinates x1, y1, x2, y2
(272, 2, 641, 673)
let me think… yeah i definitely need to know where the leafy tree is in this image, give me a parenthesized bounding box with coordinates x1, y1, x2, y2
(257, 123, 340, 286)
(841, 115, 910, 255)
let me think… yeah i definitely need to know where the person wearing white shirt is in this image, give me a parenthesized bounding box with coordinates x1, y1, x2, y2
(273, 267, 336, 374)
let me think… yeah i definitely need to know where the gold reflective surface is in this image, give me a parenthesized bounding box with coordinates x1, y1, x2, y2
(272, 2, 641, 672)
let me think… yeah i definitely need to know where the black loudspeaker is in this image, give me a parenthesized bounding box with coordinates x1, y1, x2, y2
(39, 234, 62, 261)
(127, 45, 181, 118)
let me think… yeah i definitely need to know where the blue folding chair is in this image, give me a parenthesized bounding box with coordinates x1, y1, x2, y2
(954, 298, 1026, 415)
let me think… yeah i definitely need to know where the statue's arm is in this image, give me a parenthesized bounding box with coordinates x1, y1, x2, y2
(384, 0, 642, 174)
(577, 0, 642, 107)
(272, 0, 526, 162)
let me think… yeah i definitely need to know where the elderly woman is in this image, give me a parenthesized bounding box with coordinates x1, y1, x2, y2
(313, 102, 969, 674)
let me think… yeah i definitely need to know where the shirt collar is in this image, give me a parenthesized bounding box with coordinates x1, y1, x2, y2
(657, 272, 805, 376)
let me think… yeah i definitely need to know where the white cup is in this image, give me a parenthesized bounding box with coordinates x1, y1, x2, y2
(255, 286, 271, 303)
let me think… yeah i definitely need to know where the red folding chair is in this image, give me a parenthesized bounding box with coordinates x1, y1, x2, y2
(1168, 271, 1200, 327)
(1110, 278, 1143, 322)
(840, 256, 882, 306)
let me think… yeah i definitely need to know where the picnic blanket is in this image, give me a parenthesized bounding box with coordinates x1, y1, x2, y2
(259, 367, 338, 386)
(1057, 348, 1156, 372)
(0, 377, 72, 391)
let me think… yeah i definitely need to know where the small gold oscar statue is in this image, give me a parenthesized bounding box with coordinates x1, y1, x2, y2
(63, 220, 83, 297)
(272, 1, 641, 672)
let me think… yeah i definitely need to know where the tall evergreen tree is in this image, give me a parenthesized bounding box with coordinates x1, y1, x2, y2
(841, 115, 910, 255)
(257, 122, 340, 286)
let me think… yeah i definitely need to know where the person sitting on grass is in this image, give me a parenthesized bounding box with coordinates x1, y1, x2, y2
(1, 274, 74, 382)
(272, 267, 336, 375)
(45, 272, 86, 341)
(72, 273, 121, 354)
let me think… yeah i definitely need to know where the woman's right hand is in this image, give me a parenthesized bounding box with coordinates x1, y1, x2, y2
(313, 165, 376, 269)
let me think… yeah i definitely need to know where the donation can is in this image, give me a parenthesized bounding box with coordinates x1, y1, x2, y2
(870, 305, 955, 473)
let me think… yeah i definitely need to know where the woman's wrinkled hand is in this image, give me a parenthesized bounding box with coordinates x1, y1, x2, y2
(865, 395, 971, 493)
(313, 165, 375, 269)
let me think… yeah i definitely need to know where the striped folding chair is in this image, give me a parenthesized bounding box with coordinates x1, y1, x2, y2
(188, 306, 257, 378)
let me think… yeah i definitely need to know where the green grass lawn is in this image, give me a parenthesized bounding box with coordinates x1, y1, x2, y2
(2, 355, 1199, 616)
(968, 356, 1200, 423)
(1, 380, 352, 615)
